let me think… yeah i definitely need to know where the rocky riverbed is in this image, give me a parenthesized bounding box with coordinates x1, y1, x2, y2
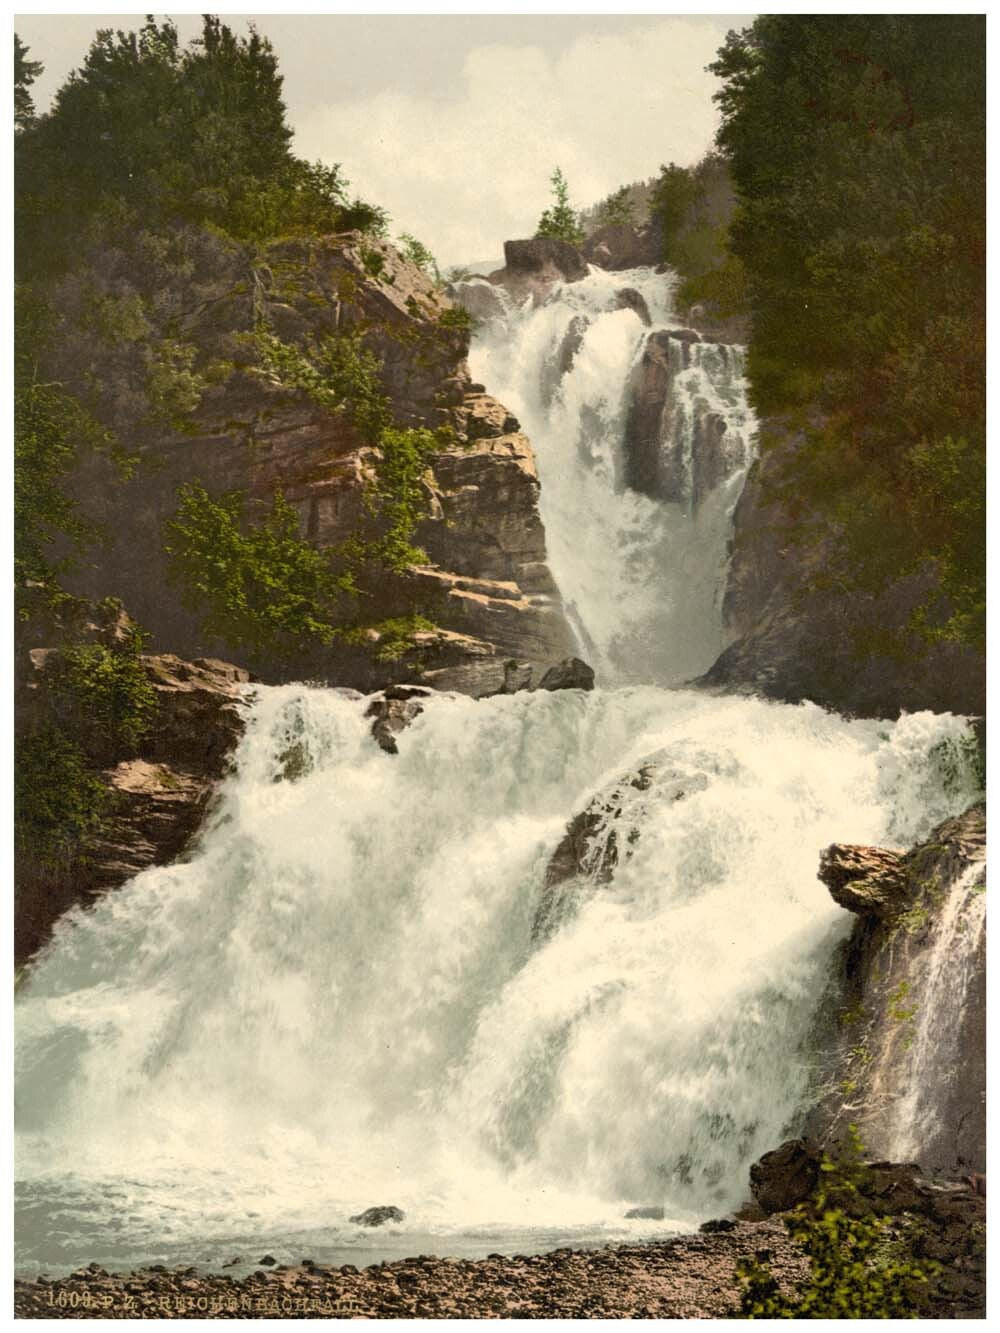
(15, 1222, 810, 1320)
(14, 1183, 986, 1321)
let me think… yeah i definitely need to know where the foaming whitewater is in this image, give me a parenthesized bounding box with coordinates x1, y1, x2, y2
(15, 685, 980, 1274)
(464, 267, 755, 684)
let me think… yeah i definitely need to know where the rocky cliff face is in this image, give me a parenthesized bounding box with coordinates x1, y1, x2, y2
(700, 424, 985, 718)
(807, 804, 986, 1175)
(16, 631, 248, 965)
(48, 228, 577, 697)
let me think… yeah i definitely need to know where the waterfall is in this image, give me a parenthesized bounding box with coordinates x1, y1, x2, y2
(463, 266, 756, 685)
(15, 688, 979, 1273)
(886, 862, 986, 1163)
(15, 263, 982, 1276)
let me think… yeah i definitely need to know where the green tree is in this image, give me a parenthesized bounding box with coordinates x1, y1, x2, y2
(397, 232, 439, 282)
(14, 286, 124, 610)
(710, 15, 985, 650)
(14, 34, 42, 131)
(596, 185, 636, 228)
(165, 484, 356, 661)
(536, 166, 584, 246)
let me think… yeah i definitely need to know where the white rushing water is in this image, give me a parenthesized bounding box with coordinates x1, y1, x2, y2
(887, 860, 986, 1163)
(15, 687, 980, 1273)
(465, 266, 756, 684)
(14, 264, 983, 1276)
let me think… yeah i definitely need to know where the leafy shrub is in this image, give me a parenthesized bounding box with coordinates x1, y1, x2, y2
(47, 627, 158, 760)
(15, 726, 111, 872)
(736, 1132, 938, 1318)
(165, 483, 356, 660)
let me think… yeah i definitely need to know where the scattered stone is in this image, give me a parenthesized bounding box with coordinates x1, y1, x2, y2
(537, 657, 595, 692)
(349, 1205, 405, 1227)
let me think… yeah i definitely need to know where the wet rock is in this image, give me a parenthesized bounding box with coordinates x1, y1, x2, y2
(749, 1139, 822, 1214)
(614, 288, 652, 326)
(350, 1205, 405, 1227)
(258, 1255, 276, 1266)
(537, 657, 595, 692)
(536, 758, 708, 939)
(365, 696, 424, 755)
(502, 660, 533, 693)
(15, 641, 250, 964)
(446, 277, 506, 324)
(489, 237, 588, 303)
(699, 1218, 736, 1233)
(818, 843, 909, 918)
(625, 1206, 665, 1220)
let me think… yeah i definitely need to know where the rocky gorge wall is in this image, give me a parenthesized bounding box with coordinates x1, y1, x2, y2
(46, 228, 577, 697)
(699, 422, 986, 720)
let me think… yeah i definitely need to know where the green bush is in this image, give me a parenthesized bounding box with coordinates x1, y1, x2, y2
(736, 1133, 938, 1318)
(165, 483, 356, 660)
(47, 628, 158, 760)
(15, 726, 111, 872)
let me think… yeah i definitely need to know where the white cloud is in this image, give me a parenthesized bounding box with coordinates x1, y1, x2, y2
(293, 18, 731, 267)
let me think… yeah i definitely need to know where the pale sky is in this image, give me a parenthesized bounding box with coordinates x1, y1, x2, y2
(14, 12, 747, 266)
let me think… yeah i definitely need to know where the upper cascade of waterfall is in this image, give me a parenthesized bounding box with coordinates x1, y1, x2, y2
(459, 265, 757, 687)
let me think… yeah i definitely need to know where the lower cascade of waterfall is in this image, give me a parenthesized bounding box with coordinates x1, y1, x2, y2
(465, 265, 756, 686)
(15, 684, 980, 1275)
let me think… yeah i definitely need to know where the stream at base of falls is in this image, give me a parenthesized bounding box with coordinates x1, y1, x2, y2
(13, 264, 984, 1276)
(14, 685, 981, 1276)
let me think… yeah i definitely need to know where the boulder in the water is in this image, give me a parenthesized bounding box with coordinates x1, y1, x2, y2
(625, 1205, 665, 1220)
(349, 1205, 405, 1227)
(614, 287, 652, 326)
(537, 657, 595, 692)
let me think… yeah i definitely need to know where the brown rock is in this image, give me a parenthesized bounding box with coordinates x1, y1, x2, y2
(817, 843, 909, 918)
(749, 1139, 822, 1214)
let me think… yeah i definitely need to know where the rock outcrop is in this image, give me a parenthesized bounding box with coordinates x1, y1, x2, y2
(699, 421, 985, 718)
(806, 804, 986, 1176)
(622, 329, 744, 510)
(487, 237, 588, 303)
(582, 222, 661, 271)
(16, 638, 248, 965)
(817, 844, 909, 919)
(534, 753, 708, 939)
(48, 229, 577, 697)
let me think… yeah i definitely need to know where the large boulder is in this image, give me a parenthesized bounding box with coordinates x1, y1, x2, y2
(749, 1139, 822, 1214)
(537, 657, 595, 691)
(488, 237, 588, 303)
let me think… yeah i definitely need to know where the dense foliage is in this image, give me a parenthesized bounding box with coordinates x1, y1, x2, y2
(535, 166, 584, 246)
(14, 286, 126, 611)
(736, 1134, 938, 1318)
(711, 15, 985, 650)
(165, 484, 356, 661)
(15, 614, 158, 869)
(15, 16, 385, 279)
